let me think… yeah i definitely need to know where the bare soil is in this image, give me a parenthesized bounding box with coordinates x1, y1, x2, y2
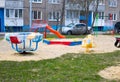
(0, 35, 119, 61)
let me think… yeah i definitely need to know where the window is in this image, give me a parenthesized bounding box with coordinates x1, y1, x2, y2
(66, 10, 79, 19)
(48, 11, 60, 21)
(19, 9, 23, 18)
(80, 24, 86, 27)
(98, 12, 104, 19)
(113, 13, 117, 20)
(38, 11, 41, 19)
(108, 13, 117, 21)
(76, 24, 81, 28)
(9, 9, 14, 18)
(15, 9, 18, 18)
(32, 11, 42, 20)
(48, 12, 52, 19)
(75, 24, 85, 28)
(48, 0, 60, 4)
(32, 0, 42, 3)
(99, 0, 105, 5)
(109, 0, 117, 7)
(6, 9, 23, 18)
(6, 9, 9, 17)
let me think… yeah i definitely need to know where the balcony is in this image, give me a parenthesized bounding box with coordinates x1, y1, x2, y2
(5, 0, 23, 8)
(98, 5, 105, 11)
(0, 0, 5, 8)
(90, 4, 105, 11)
(65, 4, 82, 10)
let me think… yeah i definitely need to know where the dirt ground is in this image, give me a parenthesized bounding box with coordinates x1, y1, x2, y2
(0, 34, 120, 80)
(0, 35, 119, 61)
(98, 66, 120, 80)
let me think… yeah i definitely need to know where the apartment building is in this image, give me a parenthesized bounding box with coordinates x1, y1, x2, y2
(0, 0, 120, 32)
(64, 0, 100, 26)
(65, 0, 120, 31)
(5, 0, 24, 32)
(24, 0, 63, 31)
(65, 0, 81, 25)
(104, 0, 120, 24)
(94, 0, 120, 31)
(0, 0, 5, 32)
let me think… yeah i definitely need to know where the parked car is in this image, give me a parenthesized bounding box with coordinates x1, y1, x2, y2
(114, 22, 120, 33)
(61, 23, 92, 35)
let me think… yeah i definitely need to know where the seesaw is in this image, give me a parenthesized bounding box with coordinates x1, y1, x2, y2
(114, 36, 120, 48)
(5, 32, 43, 53)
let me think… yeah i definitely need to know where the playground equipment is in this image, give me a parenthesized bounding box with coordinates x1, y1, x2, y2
(43, 38, 82, 46)
(114, 36, 120, 48)
(46, 25, 65, 38)
(5, 32, 43, 53)
(81, 34, 95, 52)
(31, 22, 65, 38)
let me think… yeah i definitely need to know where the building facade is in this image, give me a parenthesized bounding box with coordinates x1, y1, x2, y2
(93, 0, 120, 31)
(23, 0, 63, 31)
(65, 0, 120, 31)
(65, 0, 81, 25)
(104, 0, 120, 23)
(0, 0, 120, 32)
(0, 0, 5, 32)
(5, 0, 24, 32)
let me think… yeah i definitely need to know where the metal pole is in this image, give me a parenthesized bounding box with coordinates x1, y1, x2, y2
(29, 0, 32, 28)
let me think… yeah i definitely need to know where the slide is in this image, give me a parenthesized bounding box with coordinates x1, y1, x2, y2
(46, 25, 65, 38)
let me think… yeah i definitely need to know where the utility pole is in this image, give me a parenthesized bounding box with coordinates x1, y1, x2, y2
(29, 0, 32, 28)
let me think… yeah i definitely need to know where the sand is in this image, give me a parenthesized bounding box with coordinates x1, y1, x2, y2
(98, 66, 120, 80)
(0, 35, 119, 61)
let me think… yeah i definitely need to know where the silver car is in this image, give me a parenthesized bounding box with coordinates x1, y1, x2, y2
(61, 23, 92, 35)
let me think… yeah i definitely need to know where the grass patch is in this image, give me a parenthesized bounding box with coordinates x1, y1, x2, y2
(0, 38, 3, 41)
(46, 34, 86, 38)
(0, 51, 120, 82)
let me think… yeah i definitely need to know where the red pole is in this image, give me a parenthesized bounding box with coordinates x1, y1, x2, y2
(44, 27, 47, 38)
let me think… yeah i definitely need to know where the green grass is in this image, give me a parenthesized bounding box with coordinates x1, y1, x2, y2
(0, 38, 3, 41)
(46, 34, 86, 38)
(0, 51, 120, 82)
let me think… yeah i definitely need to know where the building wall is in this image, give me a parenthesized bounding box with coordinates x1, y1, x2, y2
(24, 0, 63, 29)
(65, 1, 80, 25)
(5, 0, 24, 27)
(0, 8, 5, 32)
(0, 0, 5, 8)
(24, 0, 46, 26)
(0, 0, 5, 32)
(104, 0, 120, 24)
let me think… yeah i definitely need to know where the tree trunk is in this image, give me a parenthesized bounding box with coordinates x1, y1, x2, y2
(59, 0, 65, 33)
(85, 0, 89, 34)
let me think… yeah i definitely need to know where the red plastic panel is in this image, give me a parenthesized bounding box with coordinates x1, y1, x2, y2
(50, 41, 71, 45)
(10, 36, 21, 44)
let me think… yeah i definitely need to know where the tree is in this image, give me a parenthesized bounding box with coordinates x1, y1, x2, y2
(66, 0, 100, 33)
(91, 0, 100, 29)
(59, 0, 65, 33)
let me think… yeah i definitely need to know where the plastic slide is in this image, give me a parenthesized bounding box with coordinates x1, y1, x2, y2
(46, 25, 65, 38)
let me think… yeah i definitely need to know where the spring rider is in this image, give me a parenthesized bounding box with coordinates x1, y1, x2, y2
(81, 34, 95, 52)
